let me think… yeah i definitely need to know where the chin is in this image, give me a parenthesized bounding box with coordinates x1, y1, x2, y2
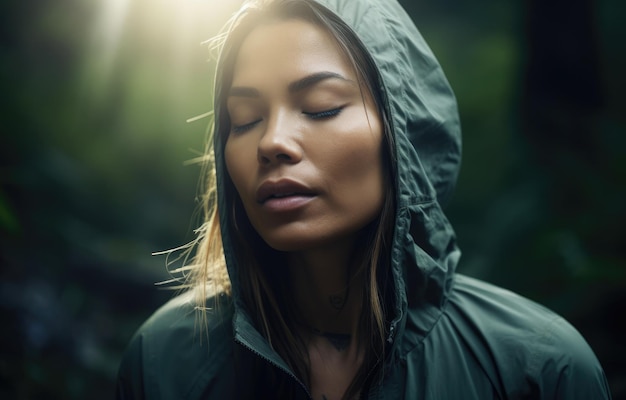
(256, 227, 362, 254)
(259, 234, 317, 253)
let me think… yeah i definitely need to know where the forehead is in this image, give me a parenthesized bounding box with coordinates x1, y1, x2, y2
(232, 18, 353, 85)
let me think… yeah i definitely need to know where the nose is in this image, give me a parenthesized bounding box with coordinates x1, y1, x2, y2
(257, 112, 302, 166)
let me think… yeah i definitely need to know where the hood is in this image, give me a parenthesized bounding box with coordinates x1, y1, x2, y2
(213, 0, 462, 355)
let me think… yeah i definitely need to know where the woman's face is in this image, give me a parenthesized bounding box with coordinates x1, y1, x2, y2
(224, 19, 384, 252)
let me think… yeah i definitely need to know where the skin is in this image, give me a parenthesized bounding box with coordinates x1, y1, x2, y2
(224, 19, 384, 399)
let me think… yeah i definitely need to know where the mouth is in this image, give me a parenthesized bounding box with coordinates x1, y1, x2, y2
(256, 179, 316, 204)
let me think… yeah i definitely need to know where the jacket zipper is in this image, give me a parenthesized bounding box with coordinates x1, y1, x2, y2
(387, 323, 396, 344)
(234, 335, 313, 399)
(235, 324, 396, 399)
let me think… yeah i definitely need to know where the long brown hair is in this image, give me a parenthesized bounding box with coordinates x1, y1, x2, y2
(190, 1, 397, 398)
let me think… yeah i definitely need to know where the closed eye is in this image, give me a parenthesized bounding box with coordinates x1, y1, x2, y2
(303, 106, 344, 120)
(231, 119, 261, 134)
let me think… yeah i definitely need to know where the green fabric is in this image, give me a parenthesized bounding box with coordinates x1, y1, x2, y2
(117, 0, 612, 398)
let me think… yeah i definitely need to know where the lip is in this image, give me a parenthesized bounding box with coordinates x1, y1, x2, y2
(256, 179, 316, 204)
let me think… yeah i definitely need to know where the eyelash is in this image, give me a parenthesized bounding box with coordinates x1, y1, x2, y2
(230, 107, 344, 134)
(231, 119, 260, 134)
(303, 106, 344, 120)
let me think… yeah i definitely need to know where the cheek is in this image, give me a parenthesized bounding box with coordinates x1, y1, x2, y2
(324, 125, 384, 203)
(224, 140, 248, 195)
(224, 142, 236, 183)
(337, 113, 383, 176)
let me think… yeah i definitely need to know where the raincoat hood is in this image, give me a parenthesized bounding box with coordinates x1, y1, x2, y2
(212, 0, 462, 352)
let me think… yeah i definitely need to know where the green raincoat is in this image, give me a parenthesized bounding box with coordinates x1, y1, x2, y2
(116, 0, 612, 398)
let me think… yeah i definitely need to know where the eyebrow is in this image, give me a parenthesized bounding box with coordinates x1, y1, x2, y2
(228, 71, 354, 98)
(288, 71, 354, 93)
(228, 86, 260, 98)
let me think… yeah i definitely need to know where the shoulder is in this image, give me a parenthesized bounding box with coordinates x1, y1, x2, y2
(116, 289, 235, 400)
(445, 274, 611, 398)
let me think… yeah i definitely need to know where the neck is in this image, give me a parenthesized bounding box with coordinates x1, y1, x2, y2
(287, 238, 364, 336)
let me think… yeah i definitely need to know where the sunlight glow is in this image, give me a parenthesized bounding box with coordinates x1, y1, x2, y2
(91, 0, 131, 86)
(84, 0, 243, 107)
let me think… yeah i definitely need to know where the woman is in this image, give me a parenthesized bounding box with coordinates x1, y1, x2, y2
(116, 0, 612, 399)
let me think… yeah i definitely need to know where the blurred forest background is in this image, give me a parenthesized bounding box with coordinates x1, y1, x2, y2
(1, 0, 624, 398)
